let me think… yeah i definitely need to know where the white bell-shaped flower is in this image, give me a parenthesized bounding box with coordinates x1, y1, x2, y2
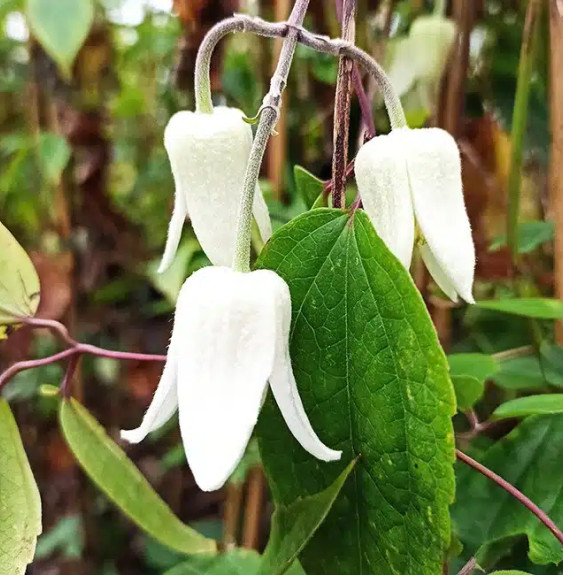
(121, 266, 341, 491)
(159, 107, 272, 272)
(355, 127, 475, 303)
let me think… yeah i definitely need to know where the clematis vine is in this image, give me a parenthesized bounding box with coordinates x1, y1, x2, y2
(355, 127, 475, 303)
(121, 266, 341, 491)
(158, 106, 272, 272)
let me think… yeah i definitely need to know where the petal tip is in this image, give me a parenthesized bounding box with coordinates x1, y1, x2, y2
(321, 449, 343, 462)
(120, 428, 144, 444)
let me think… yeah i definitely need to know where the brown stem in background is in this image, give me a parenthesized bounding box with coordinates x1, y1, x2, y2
(456, 557, 477, 575)
(242, 467, 266, 549)
(223, 482, 244, 549)
(267, 0, 292, 201)
(331, 0, 357, 208)
(550, 0, 563, 343)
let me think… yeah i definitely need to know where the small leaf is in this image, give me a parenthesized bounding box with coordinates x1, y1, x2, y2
(26, 0, 94, 76)
(293, 165, 324, 210)
(259, 459, 356, 575)
(36, 133, 71, 185)
(489, 571, 533, 575)
(540, 342, 563, 373)
(489, 220, 554, 254)
(0, 221, 40, 338)
(448, 353, 498, 382)
(452, 375, 484, 411)
(452, 414, 563, 565)
(475, 298, 563, 319)
(493, 395, 563, 419)
(492, 355, 563, 390)
(164, 549, 306, 575)
(59, 398, 216, 555)
(0, 399, 42, 574)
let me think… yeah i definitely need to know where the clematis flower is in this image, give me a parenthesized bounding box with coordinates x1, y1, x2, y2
(159, 107, 272, 273)
(355, 127, 475, 303)
(121, 266, 341, 492)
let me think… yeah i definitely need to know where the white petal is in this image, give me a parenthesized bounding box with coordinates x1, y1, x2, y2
(121, 331, 179, 444)
(419, 244, 459, 302)
(158, 183, 188, 274)
(253, 181, 272, 244)
(355, 132, 415, 268)
(164, 107, 272, 268)
(386, 36, 418, 97)
(175, 267, 277, 491)
(266, 272, 342, 462)
(404, 128, 475, 303)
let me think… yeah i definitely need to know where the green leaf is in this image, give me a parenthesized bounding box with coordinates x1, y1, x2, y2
(475, 298, 563, 319)
(452, 375, 484, 411)
(493, 395, 563, 419)
(0, 221, 40, 338)
(452, 414, 563, 565)
(59, 398, 216, 555)
(26, 0, 94, 76)
(293, 165, 324, 210)
(492, 355, 563, 390)
(164, 549, 306, 575)
(35, 516, 83, 560)
(0, 399, 42, 574)
(489, 221, 554, 254)
(490, 572, 533, 575)
(259, 459, 356, 575)
(540, 343, 563, 374)
(448, 353, 499, 382)
(256, 209, 456, 575)
(36, 133, 71, 185)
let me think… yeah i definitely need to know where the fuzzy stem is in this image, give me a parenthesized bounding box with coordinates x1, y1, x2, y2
(434, 0, 447, 16)
(232, 0, 311, 272)
(332, 0, 357, 209)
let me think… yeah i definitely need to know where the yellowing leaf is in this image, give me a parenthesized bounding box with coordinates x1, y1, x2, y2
(0, 399, 42, 575)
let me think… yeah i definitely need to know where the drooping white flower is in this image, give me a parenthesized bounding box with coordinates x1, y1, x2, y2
(355, 127, 475, 303)
(159, 107, 272, 273)
(121, 266, 341, 492)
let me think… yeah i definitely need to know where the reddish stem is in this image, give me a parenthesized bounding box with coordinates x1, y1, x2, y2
(456, 449, 563, 547)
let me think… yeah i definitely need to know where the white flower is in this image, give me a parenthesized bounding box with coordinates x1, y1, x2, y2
(355, 127, 475, 303)
(121, 266, 341, 491)
(159, 107, 272, 273)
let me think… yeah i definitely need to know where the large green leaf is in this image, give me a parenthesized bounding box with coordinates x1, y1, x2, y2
(493, 395, 563, 419)
(259, 459, 356, 575)
(26, 0, 94, 76)
(0, 221, 40, 339)
(165, 550, 305, 575)
(475, 298, 563, 319)
(256, 209, 456, 575)
(59, 398, 215, 555)
(0, 399, 42, 574)
(452, 414, 563, 565)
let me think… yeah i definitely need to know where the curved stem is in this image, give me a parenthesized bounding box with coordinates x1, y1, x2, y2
(456, 449, 563, 547)
(232, 0, 311, 272)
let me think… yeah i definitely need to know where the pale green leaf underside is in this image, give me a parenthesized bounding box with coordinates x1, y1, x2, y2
(165, 550, 305, 575)
(259, 459, 356, 575)
(0, 399, 42, 575)
(26, 0, 94, 75)
(475, 298, 563, 319)
(452, 414, 563, 565)
(0, 221, 40, 335)
(493, 395, 563, 419)
(256, 209, 456, 575)
(59, 399, 216, 555)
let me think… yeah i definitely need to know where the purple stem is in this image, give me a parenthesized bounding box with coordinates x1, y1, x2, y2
(456, 449, 563, 547)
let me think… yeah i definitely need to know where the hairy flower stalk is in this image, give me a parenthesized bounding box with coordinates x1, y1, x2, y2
(121, 267, 341, 491)
(355, 127, 475, 303)
(158, 107, 271, 272)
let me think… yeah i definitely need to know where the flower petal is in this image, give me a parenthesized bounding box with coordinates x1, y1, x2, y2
(355, 132, 415, 269)
(419, 244, 459, 302)
(158, 183, 188, 274)
(405, 128, 475, 303)
(175, 267, 277, 491)
(266, 272, 342, 462)
(163, 107, 271, 268)
(121, 332, 179, 444)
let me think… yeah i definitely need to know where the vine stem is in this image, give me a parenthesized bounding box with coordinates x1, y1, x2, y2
(456, 449, 563, 547)
(331, 0, 357, 209)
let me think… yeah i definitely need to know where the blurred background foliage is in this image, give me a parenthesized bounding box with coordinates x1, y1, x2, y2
(0, 0, 559, 573)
